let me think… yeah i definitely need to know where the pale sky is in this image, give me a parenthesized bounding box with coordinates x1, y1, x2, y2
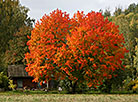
(20, 0, 138, 21)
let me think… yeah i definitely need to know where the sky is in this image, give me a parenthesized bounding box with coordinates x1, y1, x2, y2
(20, 0, 138, 21)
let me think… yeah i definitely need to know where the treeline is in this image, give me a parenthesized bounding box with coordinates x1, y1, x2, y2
(100, 3, 138, 93)
(0, 0, 138, 93)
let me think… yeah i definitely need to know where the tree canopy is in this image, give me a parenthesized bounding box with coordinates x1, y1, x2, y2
(25, 9, 127, 93)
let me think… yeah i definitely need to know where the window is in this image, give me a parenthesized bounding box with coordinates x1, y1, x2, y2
(17, 79, 23, 88)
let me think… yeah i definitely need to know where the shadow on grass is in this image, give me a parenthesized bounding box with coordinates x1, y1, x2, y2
(0, 90, 137, 95)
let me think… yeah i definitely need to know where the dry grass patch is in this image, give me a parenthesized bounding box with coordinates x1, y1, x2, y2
(0, 94, 138, 102)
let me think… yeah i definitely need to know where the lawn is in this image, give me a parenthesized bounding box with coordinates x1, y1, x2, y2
(0, 91, 138, 102)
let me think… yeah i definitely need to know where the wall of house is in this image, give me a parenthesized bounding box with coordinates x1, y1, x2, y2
(12, 77, 38, 89)
(12, 77, 57, 90)
(23, 78, 38, 89)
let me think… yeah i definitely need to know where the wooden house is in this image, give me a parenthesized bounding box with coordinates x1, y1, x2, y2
(8, 65, 38, 89)
(8, 65, 57, 90)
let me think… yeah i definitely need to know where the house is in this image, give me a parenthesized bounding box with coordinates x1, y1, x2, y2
(8, 65, 57, 90)
(8, 65, 39, 89)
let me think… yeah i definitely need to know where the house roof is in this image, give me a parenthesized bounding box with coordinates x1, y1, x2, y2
(8, 65, 31, 78)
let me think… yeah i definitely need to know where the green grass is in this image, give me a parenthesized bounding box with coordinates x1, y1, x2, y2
(0, 91, 138, 102)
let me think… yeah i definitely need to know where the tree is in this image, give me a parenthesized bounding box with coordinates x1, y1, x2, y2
(104, 8, 111, 17)
(99, 9, 103, 15)
(5, 25, 32, 65)
(124, 3, 137, 14)
(111, 6, 138, 92)
(0, 0, 34, 71)
(114, 7, 123, 16)
(127, 37, 138, 93)
(25, 9, 127, 93)
(112, 12, 138, 78)
(134, 38, 138, 77)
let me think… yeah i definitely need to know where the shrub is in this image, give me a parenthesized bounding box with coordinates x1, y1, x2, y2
(8, 79, 16, 91)
(0, 72, 9, 90)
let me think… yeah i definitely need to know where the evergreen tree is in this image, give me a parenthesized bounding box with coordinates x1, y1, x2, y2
(104, 8, 111, 17)
(114, 7, 123, 16)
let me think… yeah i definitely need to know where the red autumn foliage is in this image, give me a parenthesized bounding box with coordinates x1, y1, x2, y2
(25, 9, 128, 88)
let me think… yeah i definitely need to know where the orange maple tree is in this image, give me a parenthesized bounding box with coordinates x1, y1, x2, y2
(25, 9, 128, 93)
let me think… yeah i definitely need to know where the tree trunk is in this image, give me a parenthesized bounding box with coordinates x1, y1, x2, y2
(71, 81, 78, 94)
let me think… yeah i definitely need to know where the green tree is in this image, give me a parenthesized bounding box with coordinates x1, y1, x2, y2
(5, 26, 32, 65)
(0, 0, 34, 71)
(134, 38, 138, 77)
(114, 7, 123, 16)
(110, 9, 138, 93)
(128, 38, 138, 93)
(103, 8, 111, 17)
(124, 3, 137, 14)
(112, 13, 138, 78)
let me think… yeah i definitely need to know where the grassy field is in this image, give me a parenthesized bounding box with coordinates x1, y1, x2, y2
(0, 91, 138, 102)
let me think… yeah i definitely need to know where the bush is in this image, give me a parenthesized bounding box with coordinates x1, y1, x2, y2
(8, 79, 16, 91)
(0, 72, 9, 90)
(124, 78, 138, 93)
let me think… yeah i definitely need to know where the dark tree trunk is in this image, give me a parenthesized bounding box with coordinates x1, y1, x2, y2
(71, 81, 78, 94)
(68, 80, 78, 94)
